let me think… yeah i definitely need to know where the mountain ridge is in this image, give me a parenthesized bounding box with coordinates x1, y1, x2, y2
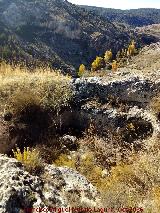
(80, 6, 160, 27)
(0, 0, 130, 73)
(0, 0, 159, 74)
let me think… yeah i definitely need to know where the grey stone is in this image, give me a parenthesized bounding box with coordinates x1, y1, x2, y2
(0, 155, 100, 213)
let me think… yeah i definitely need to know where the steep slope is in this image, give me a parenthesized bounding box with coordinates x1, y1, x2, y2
(136, 24, 160, 40)
(127, 42, 160, 71)
(80, 7, 160, 27)
(0, 0, 134, 74)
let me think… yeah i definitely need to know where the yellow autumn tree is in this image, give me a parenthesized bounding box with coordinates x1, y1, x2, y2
(127, 40, 136, 56)
(104, 49, 113, 63)
(78, 64, 85, 77)
(91, 56, 105, 71)
(91, 60, 97, 71)
(112, 60, 118, 71)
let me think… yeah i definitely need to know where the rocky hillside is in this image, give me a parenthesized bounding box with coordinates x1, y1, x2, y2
(126, 42, 160, 71)
(136, 24, 160, 40)
(0, 0, 159, 75)
(81, 7, 160, 27)
(0, 41, 160, 212)
(0, 0, 135, 74)
(0, 1, 160, 210)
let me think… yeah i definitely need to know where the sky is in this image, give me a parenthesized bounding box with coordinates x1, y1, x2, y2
(68, 0, 160, 9)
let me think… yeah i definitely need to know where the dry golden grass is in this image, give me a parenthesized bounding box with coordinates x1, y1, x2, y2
(54, 151, 106, 190)
(100, 148, 160, 211)
(0, 62, 72, 114)
(128, 42, 160, 72)
(53, 133, 160, 212)
(150, 94, 160, 114)
(79, 125, 137, 168)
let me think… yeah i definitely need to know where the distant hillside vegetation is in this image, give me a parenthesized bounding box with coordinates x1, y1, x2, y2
(0, 0, 134, 74)
(0, 0, 158, 75)
(80, 7, 160, 27)
(136, 24, 160, 40)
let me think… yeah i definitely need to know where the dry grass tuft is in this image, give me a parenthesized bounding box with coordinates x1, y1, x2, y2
(0, 62, 72, 114)
(12, 147, 44, 174)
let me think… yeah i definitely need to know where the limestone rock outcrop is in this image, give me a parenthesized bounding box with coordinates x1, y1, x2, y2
(0, 155, 100, 213)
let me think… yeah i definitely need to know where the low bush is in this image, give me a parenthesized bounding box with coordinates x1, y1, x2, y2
(12, 147, 44, 174)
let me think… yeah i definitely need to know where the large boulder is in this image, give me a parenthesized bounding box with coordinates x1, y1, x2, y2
(0, 155, 100, 213)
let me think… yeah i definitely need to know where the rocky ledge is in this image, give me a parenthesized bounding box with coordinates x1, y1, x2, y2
(1, 74, 160, 153)
(0, 72, 160, 211)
